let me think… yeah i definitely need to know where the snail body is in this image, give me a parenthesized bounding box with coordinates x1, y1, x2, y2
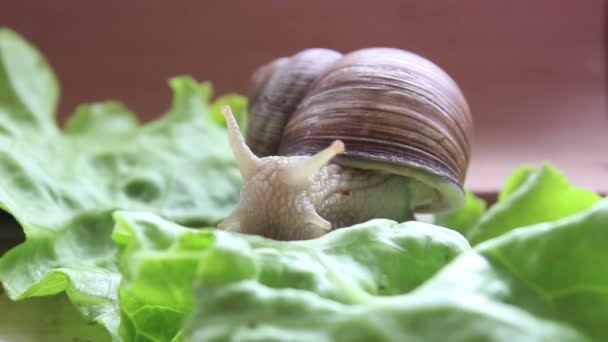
(219, 47, 472, 240)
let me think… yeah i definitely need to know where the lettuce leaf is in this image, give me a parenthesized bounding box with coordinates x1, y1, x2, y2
(182, 198, 608, 341)
(0, 28, 58, 136)
(466, 164, 600, 244)
(0, 293, 111, 342)
(436, 165, 600, 244)
(433, 191, 487, 236)
(112, 213, 470, 341)
(0, 28, 243, 340)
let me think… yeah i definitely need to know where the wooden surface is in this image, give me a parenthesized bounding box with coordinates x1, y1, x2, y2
(1, 0, 607, 192)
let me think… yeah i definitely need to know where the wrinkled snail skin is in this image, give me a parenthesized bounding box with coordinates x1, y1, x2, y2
(219, 106, 414, 240)
(219, 47, 473, 240)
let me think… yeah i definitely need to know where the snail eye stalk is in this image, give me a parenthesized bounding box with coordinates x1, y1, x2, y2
(281, 140, 345, 187)
(222, 105, 260, 181)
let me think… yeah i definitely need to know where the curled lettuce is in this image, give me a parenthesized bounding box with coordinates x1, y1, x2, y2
(466, 164, 600, 244)
(0, 293, 111, 342)
(113, 199, 608, 341)
(112, 213, 470, 341)
(183, 199, 608, 341)
(0, 28, 243, 340)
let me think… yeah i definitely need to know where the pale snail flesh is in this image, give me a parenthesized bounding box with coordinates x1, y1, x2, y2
(219, 47, 473, 240)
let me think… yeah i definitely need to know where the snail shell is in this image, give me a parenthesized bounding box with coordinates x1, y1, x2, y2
(247, 48, 342, 157)
(247, 47, 472, 213)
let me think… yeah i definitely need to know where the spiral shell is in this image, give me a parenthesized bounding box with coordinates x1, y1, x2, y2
(246, 48, 342, 157)
(247, 47, 473, 212)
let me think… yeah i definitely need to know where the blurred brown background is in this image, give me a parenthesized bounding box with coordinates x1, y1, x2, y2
(2, 0, 607, 193)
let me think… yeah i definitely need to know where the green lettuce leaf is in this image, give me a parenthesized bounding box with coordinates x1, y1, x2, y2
(433, 191, 487, 235)
(424, 197, 608, 341)
(0, 28, 58, 136)
(112, 212, 470, 341)
(0, 28, 244, 340)
(183, 198, 608, 341)
(0, 293, 111, 342)
(466, 164, 600, 244)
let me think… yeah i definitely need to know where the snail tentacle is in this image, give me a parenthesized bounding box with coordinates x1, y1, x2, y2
(217, 204, 243, 231)
(282, 140, 345, 187)
(303, 206, 332, 231)
(222, 105, 259, 181)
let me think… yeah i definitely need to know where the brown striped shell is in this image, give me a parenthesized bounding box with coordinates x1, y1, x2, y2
(246, 48, 473, 213)
(246, 48, 342, 157)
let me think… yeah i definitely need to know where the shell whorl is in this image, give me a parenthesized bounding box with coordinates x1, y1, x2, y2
(246, 48, 342, 157)
(246, 47, 473, 213)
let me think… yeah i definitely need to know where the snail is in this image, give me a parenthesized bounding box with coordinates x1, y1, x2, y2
(219, 47, 472, 240)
